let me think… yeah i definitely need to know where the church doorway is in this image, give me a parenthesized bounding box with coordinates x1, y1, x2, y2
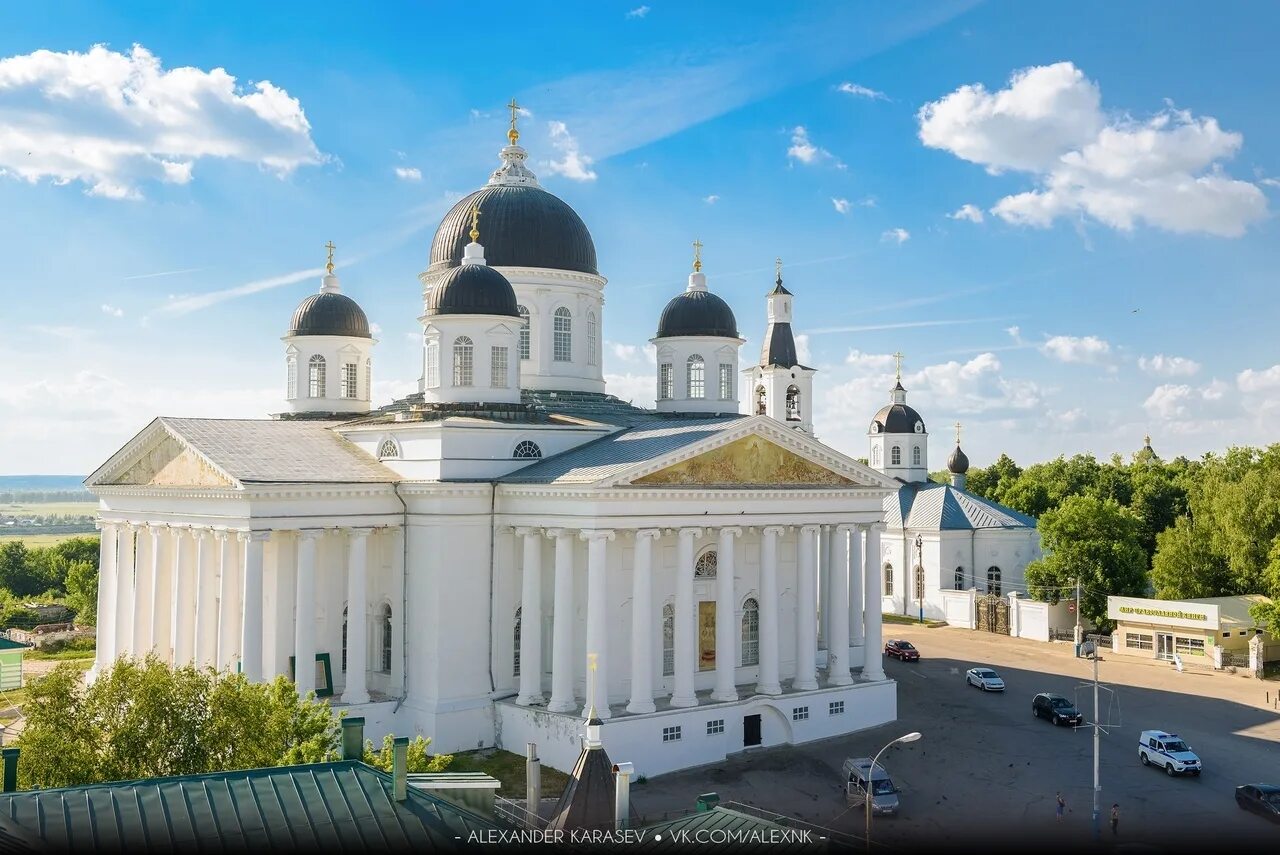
(743, 714, 762, 747)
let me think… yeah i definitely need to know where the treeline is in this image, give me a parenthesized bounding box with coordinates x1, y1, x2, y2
(0, 537, 99, 627)
(0, 489, 94, 503)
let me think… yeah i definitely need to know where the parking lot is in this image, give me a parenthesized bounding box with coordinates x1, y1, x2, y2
(631, 626, 1280, 850)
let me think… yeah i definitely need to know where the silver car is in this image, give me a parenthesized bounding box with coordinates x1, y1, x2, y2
(843, 757, 900, 815)
(966, 667, 1006, 691)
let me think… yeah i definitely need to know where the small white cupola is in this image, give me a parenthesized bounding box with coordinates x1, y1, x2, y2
(282, 241, 375, 416)
(747, 258, 816, 435)
(868, 352, 929, 482)
(651, 241, 744, 415)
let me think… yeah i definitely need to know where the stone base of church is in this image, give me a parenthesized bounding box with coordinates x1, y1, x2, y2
(494, 675, 896, 778)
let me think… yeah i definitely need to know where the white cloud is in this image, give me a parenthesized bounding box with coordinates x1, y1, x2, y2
(1005, 325, 1025, 345)
(832, 197, 851, 214)
(794, 333, 811, 365)
(881, 228, 910, 244)
(1262, 177, 1280, 189)
(602, 372, 655, 408)
(0, 44, 323, 199)
(703, 194, 720, 204)
(907, 352, 1043, 413)
(1039, 334, 1111, 364)
(1144, 381, 1229, 421)
(369, 322, 382, 336)
(787, 126, 844, 169)
(949, 203, 984, 223)
(100, 304, 124, 318)
(1139, 354, 1201, 377)
(918, 61, 1267, 237)
(611, 342, 640, 362)
(626, 5, 650, 18)
(1237, 364, 1280, 392)
(394, 166, 422, 182)
(836, 82, 888, 101)
(845, 349, 897, 370)
(543, 120, 597, 181)
(158, 265, 322, 316)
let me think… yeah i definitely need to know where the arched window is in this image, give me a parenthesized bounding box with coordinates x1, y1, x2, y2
(424, 341, 439, 388)
(513, 607, 522, 676)
(587, 311, 597, 366)
(365, 359, 372, 401)
(912, 445, 921, 466)
(341, 362, 358, 398)
(378, 439, 399, 459)
(719, 364, 734, 400)
(954, 566, 965, 590)
(687, 355, 706, 398)
(658, 363, 673, 400)
(380, 604, 393, 673)
(755, 385, 767, 415)
(694, 550, 717, 579)
(452, 336, 473, 386)
(914, 566, 925, 600)
(872, 446, 881, 466)
(786, 385, 801, 421)
(662, 604, 675, 676)
(286, 357, 297, 400)
(308, 355, 326, 398)
(341, 605, 348, 673)
(553, 307, 572, 362)
(883, 563, 894, 596)
(517, 305, 530, 360)
(741, 598, 759, 666)
(513, 440, 542, 459)
(891, 445, 902, 466)
(987, 566, 1002, 596)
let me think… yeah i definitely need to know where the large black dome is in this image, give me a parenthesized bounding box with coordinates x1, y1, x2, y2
(870, 402, 926, 435)
(288, 292, 371, 338)
(656, 290, 739, 339)
(427, 264, 520, 318)
(428, 185, 598, 276)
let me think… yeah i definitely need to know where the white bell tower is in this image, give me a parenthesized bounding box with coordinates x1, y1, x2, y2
(745, 259, 815, 435)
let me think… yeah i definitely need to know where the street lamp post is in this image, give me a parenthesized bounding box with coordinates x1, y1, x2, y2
(865, 731, 921, 851)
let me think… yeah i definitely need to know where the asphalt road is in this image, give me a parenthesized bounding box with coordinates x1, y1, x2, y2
(633, 626, 1280, 851)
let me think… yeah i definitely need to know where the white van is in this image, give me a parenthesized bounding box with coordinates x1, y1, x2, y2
(1138, 730, 1202, 776)
(843, 757, 900, 815)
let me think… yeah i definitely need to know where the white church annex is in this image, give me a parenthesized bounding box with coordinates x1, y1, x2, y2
(86, 108, 904, 778)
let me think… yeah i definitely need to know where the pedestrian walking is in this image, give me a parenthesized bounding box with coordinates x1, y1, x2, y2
(1110, 803, 1119, 835)
(1056, 792, 1065, 821)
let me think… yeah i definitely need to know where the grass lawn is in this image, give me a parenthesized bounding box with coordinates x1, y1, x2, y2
(24, 648, 95, 662)
(0, 532, 95, 546)
(448, 748, 570, 799)
(0, 502, 98, 518)
(882, 613, 948, 628)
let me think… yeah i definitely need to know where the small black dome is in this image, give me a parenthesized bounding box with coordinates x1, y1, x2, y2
(656, 290, 739, 338)
(948, 444, 970, 474)
(429, 185, 598, 276)
(427, 263, 520, 317)
(288, 292, 371, 338)
(870, 403, 926, 435)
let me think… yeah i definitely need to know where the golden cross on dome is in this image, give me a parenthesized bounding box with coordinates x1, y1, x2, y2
(893, 351, 904, 380)
(469, 204, 482, 242)
(507, 97, 521, 145)
(324, 240, 336, 275)
(692, 239, 703, 273)
(955, 422, 963, 445)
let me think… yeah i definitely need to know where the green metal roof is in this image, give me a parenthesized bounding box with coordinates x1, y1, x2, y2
(0, 640, 29, 652)
(0, 760, 496, 850)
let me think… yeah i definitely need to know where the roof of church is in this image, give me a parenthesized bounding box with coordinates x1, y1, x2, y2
(502, 416, 744, 484)
(656, 289, 739, 339)
(761, 320, 799, 368)
(547, 739, 620, 832)
(884, 481, 1036, 531)
(425, 260, 521, 318)
(870, 402, 925, 435)
(287, 291, 372, 338)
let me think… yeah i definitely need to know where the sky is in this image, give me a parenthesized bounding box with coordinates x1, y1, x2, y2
(3, 0, 1280, 475)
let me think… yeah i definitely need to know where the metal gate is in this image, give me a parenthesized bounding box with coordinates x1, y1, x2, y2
(976, 593, 1009, 635)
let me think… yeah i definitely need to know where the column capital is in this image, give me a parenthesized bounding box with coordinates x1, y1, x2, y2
(579, 529, 615, 542)
(238, 530, 271, 543)
(212, 528, 230, 542)
(799, 524, 822, 535)
(834, 523, 854, 535)
(94, 520, 107, 532)
(513, 526, 542, 538)
(635, 528, 662, 541)
(346, 527, 374, 540)
(298, 528, 326, 541)
(761, 525, 786, 537)
(718, 526, 743, 538)
(544, 527, 572, 539)
(677, 526, 703, 539)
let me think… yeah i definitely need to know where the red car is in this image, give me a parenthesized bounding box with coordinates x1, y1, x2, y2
(884, 639, 920, 661)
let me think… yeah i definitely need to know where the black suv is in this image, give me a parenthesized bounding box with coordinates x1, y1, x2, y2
(1032, 693, 1084, 726)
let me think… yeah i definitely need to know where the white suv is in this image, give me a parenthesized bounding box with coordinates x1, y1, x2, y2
(1138, 730, 1202, 777)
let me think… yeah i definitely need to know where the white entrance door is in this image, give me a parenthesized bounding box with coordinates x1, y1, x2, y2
(1156, 633, 1174, 660)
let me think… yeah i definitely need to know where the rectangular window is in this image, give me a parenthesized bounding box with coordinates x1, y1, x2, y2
(424, 342, 439, 389)
(829, 701, 845, 716)
(1175, 637, 1206, 656)
(687, 358, 705, 398)
(491, 346, 509, 388)
(658, 363, 673, 400)
(662, 725, 682, 743)
(1125, 633, 1154, 651)
(341, 363, 358, 399)
(286, 360, 297, 400)
(553, 310, 572, 362)
(718, 363, 734, 400)
(792, 706, 809, 722)
(308, 360, 326, 398)
(706, 719, 725, 735)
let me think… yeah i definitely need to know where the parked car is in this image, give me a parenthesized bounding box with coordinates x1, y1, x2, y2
(1138, 730, 1201, 776)
(1235, 784, 1280, 822)
(884, 639, 920, 661)
(965, 667, 1005, 691)
(843, 757, 900, 815)
(1031, 692, 1084, 726)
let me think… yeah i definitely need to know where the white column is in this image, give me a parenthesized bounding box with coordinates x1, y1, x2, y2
(91, 522, 119, 678)
(627, 529, 660, 714)
(820, 525, 833, 650)
(193, 529, 217, 668)
(294, 529, 321, 695)
(671, 527, 701, 707)
(849, 525, 865, 649)
(862, 525, 886, 682)
(240, 530, 268, 682)
(795, 524, 819, 690)
(389, 526, 406, 697)
(581, 529, 615, 719)
(150, 525, 172, 658)
(757, 526, 783, 695)
(547, 529, 576, 713)
(115, 525, 136, 658)
(712, 527, 741, 702)
(169, 527, 191, 666)
(516, 528, 545, 706)
(343, 528, 371, 704)
(134, 525, 157, 654)
(828, 525, 853, 686)
(216, 529, 240, 671)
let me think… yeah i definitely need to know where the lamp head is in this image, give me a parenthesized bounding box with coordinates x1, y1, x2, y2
(897, 732, 922, 744)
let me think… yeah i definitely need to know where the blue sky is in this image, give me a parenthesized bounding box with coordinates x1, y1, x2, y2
(4, 0, 1279, 475)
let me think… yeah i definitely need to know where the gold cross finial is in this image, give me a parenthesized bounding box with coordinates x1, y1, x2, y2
(507, 98, 520, 145)
(775, 257, 783, 282)
(469, 204, 482, 242)
(893, 351, 904, 380)
(955, 422, 963, 445)
(324, 240, 336, 275)
(692, 239, 703, 273)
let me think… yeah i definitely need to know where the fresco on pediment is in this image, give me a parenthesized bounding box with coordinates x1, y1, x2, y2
(632, 435, 855, 487)
(109, 434, 234, 488)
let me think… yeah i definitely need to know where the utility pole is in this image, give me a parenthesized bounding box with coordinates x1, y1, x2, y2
(1074, 577, 1082, 654)
(1088, 636, 1101, 842)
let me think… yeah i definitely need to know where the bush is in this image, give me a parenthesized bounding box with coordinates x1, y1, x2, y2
(363, 734, 452, 773)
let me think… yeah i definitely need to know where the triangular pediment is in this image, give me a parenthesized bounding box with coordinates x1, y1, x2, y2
(628, 428, 869, 488)
(90, 422, 238, 489)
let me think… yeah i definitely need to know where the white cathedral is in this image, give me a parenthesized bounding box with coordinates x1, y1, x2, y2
(85, 112, 1035, 777)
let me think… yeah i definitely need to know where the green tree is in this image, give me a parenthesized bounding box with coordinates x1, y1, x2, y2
(1025, 495, 1149, 627)
(1150, 517, 1232, 599)
(363, 734, 453, 773)
(0, 541, 45, 598)
(964, 453, 1022, 504)
(64, 560, 99, 623)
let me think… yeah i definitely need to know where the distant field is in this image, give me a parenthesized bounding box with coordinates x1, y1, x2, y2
(0, 502, 98, 517)
(0, 532, 95, 546)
